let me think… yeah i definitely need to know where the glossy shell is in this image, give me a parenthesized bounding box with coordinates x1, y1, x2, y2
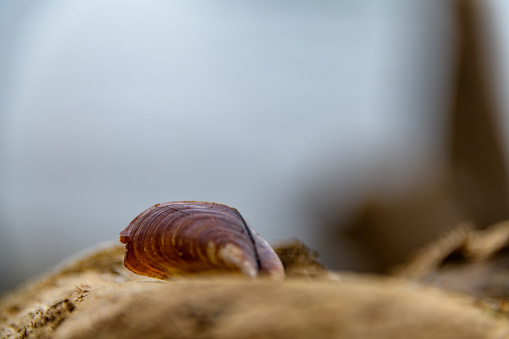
(119, 201, 285, 280)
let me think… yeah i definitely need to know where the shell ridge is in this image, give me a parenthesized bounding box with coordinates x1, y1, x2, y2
(231, 209, 262, 272)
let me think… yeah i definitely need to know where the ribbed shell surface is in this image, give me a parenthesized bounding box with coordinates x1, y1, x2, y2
(120, 201, 284, 280)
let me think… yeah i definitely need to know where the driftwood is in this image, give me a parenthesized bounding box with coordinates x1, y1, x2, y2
(395, 221, 509, 302)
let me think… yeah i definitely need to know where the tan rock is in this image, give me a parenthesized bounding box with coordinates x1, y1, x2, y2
(1, 240, 508, 338)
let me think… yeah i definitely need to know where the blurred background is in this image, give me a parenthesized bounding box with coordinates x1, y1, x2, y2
(2, 0, 509, 292)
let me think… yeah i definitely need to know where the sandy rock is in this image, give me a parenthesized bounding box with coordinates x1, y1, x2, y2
(1, 240, 509, 339)
(55, 278, 509, 339)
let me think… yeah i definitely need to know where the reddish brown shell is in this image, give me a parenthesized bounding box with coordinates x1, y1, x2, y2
(119, 201, 285, 280)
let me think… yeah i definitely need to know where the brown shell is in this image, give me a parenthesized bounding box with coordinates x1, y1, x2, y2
(119, 201, 285, 280)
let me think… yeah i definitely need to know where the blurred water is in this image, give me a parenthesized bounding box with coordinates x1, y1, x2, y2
(0, 0, 461, 291)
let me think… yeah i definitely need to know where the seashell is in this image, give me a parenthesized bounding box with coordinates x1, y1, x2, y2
(119, 201, 285, 280)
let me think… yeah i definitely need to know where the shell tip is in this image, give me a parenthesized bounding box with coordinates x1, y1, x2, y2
(119, 230, 129, 244)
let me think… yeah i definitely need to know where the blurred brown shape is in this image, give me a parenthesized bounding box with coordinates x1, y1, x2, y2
(449, 0, 509, 229)
(343, 175, 462, 272)
(321, 0, 509, 273)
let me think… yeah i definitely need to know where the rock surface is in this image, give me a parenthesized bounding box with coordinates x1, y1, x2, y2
(1, 240, 509, 339)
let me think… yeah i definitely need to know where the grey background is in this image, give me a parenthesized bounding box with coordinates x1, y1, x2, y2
(1, 0, 508, 291)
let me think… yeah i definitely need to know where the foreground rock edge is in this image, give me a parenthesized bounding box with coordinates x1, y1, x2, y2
(1, 242, 508, 339)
